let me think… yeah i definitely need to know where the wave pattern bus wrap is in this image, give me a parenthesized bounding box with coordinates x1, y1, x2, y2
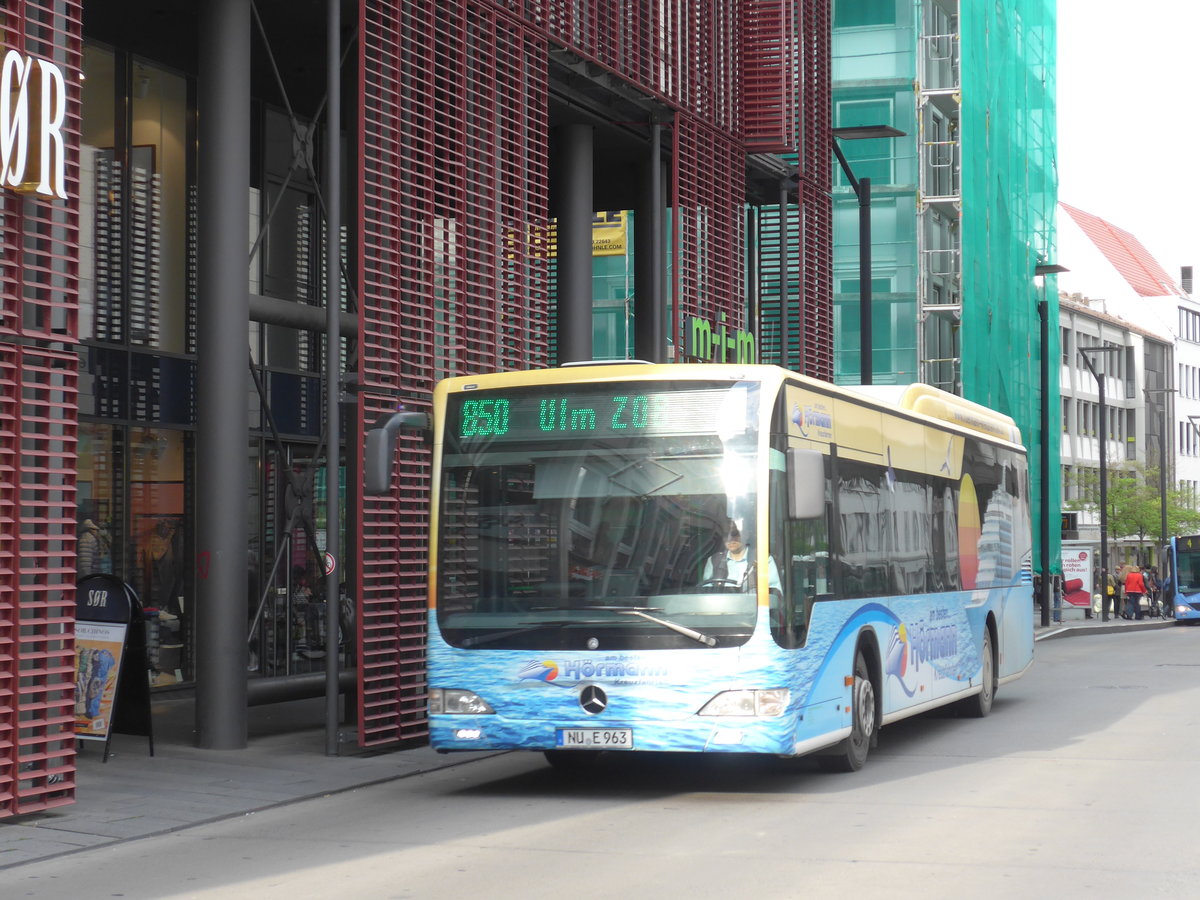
(368, 364, 1033, 773)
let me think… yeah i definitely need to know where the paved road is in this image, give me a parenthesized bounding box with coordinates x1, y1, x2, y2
(5, 627, 1198, 899)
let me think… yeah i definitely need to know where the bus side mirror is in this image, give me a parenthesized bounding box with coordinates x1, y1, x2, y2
(365, 411, 431, 496)
(787, 447, 825, 519)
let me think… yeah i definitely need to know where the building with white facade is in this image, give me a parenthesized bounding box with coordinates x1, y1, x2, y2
(1056, 203, 1199, 509)
(1058, 296, 1172, 557)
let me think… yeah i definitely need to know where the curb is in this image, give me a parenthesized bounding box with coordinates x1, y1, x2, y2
(1034, 619, 1177, 641)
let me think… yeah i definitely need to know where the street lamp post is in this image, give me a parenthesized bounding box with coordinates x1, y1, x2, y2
(832, 125, 905, 386)
(1034, 262, 1067, 627)
(1145, 387, 1175, 564)
(1079, 345, 1122, 621)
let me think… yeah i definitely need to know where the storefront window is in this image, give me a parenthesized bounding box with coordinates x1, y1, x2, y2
(129, 427, 189, 685)
(131, 61, 189, 353)
(261, 107, 321, 373)
(80, 45, 115, 344)
(250, 449, 338, 676)
(80, 47, 191, 353)
(76, 423, 118, 577)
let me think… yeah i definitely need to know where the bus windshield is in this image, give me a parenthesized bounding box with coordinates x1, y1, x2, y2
(437, 380, 762, 650)
(1175, 543, 1200, 593)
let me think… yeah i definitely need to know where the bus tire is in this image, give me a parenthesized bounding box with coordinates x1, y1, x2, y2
(959, 626, 995, 718)
(818, 649, 875, 773)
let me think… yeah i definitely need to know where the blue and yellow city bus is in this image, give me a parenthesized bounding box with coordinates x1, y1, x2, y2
(1165, 535, 1200, 623)
(367, 364, 1034, 772)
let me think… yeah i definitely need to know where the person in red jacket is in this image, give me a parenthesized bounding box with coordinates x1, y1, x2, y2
(1123, 565, 1147, 620)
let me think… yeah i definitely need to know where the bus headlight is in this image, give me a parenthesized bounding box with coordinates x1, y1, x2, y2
(429, 688, 495, 715)
(698, 689, 789, 717)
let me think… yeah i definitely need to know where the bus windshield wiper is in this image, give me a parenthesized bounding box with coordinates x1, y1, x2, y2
(528, 603, 654, 612)
(460, 619, 613, 648)
(527, 604, 717, 647)
(617, 609, 717, 647)
(460, 606, 716, 647)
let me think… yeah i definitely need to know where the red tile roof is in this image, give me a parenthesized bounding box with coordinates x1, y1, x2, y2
(1060, 202, 1183, 298)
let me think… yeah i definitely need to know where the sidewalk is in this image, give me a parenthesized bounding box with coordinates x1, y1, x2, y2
(1, 695, 497, 871)
(2, 614, 1179, 872)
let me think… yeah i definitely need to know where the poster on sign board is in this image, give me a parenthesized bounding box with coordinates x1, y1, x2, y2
(1060, 546, 1094, 607)
(74, 620, 128, 740)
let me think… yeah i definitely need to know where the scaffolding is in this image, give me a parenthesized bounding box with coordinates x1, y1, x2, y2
(835, 0, 1058, 573)
(916, 2, 962, 394)
(957, 0, 1059, 575)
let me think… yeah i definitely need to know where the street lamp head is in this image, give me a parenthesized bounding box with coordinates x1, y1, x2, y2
(832, 125, 906, 141)
(1035, 263, 1068, 277)
(1077, 344, 1121, 376)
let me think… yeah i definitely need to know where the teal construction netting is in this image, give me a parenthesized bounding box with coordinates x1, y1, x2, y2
(960, 0, 1059, 574)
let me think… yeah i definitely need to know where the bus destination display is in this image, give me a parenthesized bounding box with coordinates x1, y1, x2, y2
(451, 384, 748, 444)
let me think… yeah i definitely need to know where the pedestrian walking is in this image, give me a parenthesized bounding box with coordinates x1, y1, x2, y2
(1123, 564, 1146, 620)
(1144, 566, 1161, 616)
(1100, 568, 1120, 619)
(1161, 570, 1175, 619)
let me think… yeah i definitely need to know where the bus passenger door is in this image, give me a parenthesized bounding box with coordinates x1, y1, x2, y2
(771, 449, 831, 649)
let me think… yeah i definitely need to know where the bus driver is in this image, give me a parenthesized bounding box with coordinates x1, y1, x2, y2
(703, 523, 782, 593)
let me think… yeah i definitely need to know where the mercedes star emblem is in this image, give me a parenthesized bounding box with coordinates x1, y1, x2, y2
(579, 685, 608, 715)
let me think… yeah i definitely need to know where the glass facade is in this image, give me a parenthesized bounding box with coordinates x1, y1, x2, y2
(78, 42, 343, 688)
(830, 1, 918, 385)
(830, 0, 1059, 576)
(79, 47, 197, 684)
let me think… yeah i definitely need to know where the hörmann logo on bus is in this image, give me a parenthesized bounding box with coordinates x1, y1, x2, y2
(517, 657, 669, 686)
(1, 48, 69, 200)
(787, 389, 834, 441)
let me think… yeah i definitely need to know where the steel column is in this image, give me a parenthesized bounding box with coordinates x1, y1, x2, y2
(323, 0, 343, 756)
(635, 120, 664, 363)
(1039, 298, 1051, 627)
(1098, 375, 1110, 620)
(746, 206, 759, 347)
(554, 124, 594, 365)
(196, 0, 250, 749)
(778, 182, 790, 370)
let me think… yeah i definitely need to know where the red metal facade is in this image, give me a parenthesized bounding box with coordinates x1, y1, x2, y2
(539, 0, 741, 135)
(754, 0, 831, 379)
(355, 0, 825, 746)
(357, 1, 552, 746)
(0, 2, 82, 818)
(743, 0, 800, 152)
(797, 0, 832, 380)
(671, 114, 746, 345)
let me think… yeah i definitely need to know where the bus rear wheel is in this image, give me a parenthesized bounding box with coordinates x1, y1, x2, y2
(819, 650, 875, 773)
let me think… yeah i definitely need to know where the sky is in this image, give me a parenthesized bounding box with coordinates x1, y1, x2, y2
(1056, 1, 1200, 283)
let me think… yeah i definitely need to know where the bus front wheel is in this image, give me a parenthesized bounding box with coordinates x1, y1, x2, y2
(819, 650, 875, 773)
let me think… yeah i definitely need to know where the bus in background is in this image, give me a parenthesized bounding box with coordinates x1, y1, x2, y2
(1164, 535, 1200, 623)
(367, 364, 1034, 772)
